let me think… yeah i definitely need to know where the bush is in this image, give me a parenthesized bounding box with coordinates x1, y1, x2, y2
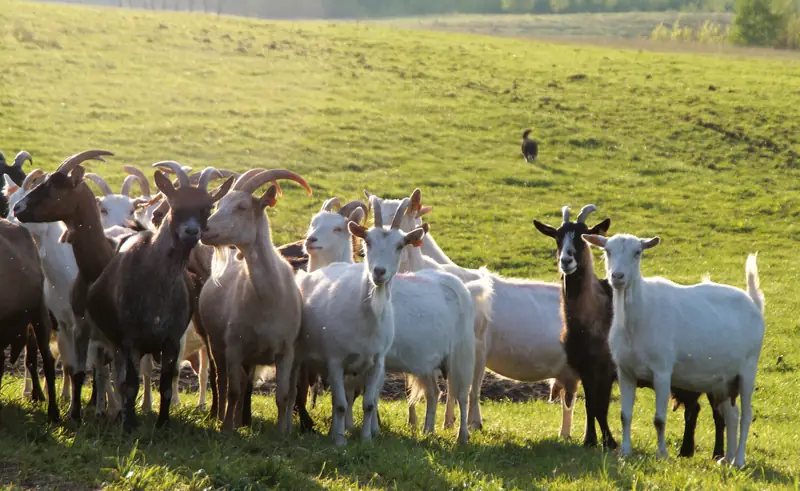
(730, 0, 786, 46)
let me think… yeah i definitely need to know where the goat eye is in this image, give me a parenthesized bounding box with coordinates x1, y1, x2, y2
(100, 208, 108, 216)
(236, 203, 248, 211)
(635, 251, 642, 258)
(333, 227, 342, 233)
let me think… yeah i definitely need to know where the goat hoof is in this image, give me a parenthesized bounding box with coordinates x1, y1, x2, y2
(582, 439, 598, 448)
(333, 435, 347, 447)
(48, 408, 60, 423)
(604, 439, 619, 451)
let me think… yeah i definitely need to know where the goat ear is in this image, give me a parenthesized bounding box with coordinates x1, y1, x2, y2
(641, 237, 660, 250)
(348, 208, 365, 225)
(582, 234, 607, 248)
(153, 171, 177, 200)
(70, 165, 86, 186)
(589, 218, 611, 236)
(533, 220, 557, 238)
(404, 226, 426, 248)
(348, 221, 368, 240)
(211, 176, 234, 203)
(258, 185, 279, 209)
(58, 229, 73, 244)
(132, 197, 151, 210)
(416, 205, 432, 218)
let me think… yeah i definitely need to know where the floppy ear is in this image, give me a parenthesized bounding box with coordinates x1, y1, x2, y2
(533, 220, 557, 238)
(70, 166, 86, 186)
(589, 218, 611, 236)
(582, 234, 607, 248)
(258, 185, 279, 209)
(641, 237, 660, 250)
(348, 220, 368, 240)
(211, 176, 234, 203)
(404, 226, 426, 248)
(153, 171, 178, 200)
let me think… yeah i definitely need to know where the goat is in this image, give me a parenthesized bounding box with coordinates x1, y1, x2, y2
(199, 168, 312, 433)
(84, 172, 150, 230)
(84, 163, 232, 432)
(582, 233, 764, 467)
(521, 129, 538, 163)
(14, 150, 123, 423)
(536, 205, 726, 458)
(0, 150, 32, 218)
(5, 169, 80, 403)
(0, 217, 59, 422)
(122, 165, 159, 229)
(378, 188, 576, 439)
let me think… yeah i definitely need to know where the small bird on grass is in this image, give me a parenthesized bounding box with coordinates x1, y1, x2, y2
(521, 128, 538, 163)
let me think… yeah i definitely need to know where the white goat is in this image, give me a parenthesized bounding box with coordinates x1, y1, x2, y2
(298, 196, 478, 444)
(582, 233, 765, 468)
(84, 172, 149, 229)
(373, 189, 577, 437)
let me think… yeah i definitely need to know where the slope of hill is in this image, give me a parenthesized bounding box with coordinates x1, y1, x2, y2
(1, 0, 799, 488)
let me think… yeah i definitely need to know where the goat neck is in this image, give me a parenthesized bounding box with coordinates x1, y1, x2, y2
(152, 212, 197, 268)
(236, 217, 284, 301)
(67, 183, 115, 282)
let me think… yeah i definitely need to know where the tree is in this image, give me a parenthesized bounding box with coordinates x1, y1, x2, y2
(730, 0, 782, 46)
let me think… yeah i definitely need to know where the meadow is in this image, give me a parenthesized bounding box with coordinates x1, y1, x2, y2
(2, 0, 800, 488)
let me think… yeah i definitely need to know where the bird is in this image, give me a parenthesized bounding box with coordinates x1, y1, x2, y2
(521, 129, 538, 163)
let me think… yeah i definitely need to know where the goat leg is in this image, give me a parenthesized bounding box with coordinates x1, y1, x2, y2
(33, 305, 60, 422)
(678, 393, 701, 458)
(122, 351, 140, 433)
(294, 364, 316, 433)
(24, 329, 46, 402)
(580, 371, 599, 447)
(241, 366, 253, 427)
(156, 342, 179, 429)
(709, 392, 726, 460)
(596, 373, 618, 450)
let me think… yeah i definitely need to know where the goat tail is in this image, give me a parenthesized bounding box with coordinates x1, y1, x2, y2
(522, 128, 532, 140)
(406, 374, 429, 407)
(466, 273, 494, 342)
(745, 253, 765, 314)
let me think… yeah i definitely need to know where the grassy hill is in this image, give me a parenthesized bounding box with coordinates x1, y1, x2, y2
(2, 0, 800, 488)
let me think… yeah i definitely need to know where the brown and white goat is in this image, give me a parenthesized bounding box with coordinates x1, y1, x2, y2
(0, 218, 60, 422)
(85, 163, 232, 431)
(14, 149, 118, 423)
(199, 168, 312, 433)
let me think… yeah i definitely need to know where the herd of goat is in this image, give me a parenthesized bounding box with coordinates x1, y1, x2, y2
(0, 149, 765, 469)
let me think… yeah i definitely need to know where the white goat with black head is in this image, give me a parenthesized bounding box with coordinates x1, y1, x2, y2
(582, 233, 765, 468)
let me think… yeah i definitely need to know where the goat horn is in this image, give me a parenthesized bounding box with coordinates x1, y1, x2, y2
(321, 197, 341, 212)
(21, 169, 46, 191)
(120, 175, 138, 197)
(56, 150, 114, 174)
(152, 161, 189, 188)
(232, 168, 267, 191)
(576, 204, 597, 224)
(123, 165, 152, 196)
(391, 197, 411, 229)
(369, 195, 383, 228)
(234, 169, 312, 196)
(84, 173, 114, 196)
(408, 188, 422, 214)
(13, 151, 33, 168)
(561, 206, 571, 224)
(338, 200, 367, 219)
(198, 167, 224, 192)
(216, 169, 240, 178)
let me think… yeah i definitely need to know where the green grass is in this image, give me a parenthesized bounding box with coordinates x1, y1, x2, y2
(2, 0, 800, 488)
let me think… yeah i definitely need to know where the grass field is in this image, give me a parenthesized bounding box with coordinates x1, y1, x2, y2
(2, 0, 800, 488)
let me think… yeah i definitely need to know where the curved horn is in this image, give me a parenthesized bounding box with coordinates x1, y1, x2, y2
(123, 165, 152, 196)
(152, 161, 189, 188)
(235, 169, 312, 196)
(321, 197, 341, 212)
(369, 195, 383, 228)
(56, 150, 114, 174)
(21, 169, 46, 191)
(576, 204, 597, 224)
(391, 197, 411, 230)
(232, 168, 268, 192)
(216, 169, 240, 178)
(13, 151, 33, 168)
(338, 200, 367, 218)
(198, 167, 223, 192)
(561, 206, 571, 224)
(84, 173, 114, 196)
(120, 175, 139, 197)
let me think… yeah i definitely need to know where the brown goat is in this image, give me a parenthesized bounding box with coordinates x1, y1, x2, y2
(0, 218, 59, 422)
(85, 163, 232, 432)
(199, 168, 311, 433)
(14, 149, 117, 423)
